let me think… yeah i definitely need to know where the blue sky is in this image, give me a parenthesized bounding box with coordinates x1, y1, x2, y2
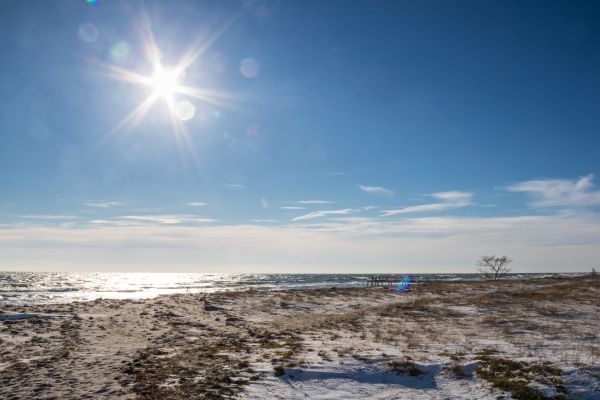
(1, 0, 600, 272)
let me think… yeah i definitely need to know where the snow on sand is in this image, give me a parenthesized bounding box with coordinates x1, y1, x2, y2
(1, 276, 599, 399)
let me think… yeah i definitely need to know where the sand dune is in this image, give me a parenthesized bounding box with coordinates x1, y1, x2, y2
(1, 276, 599, 399)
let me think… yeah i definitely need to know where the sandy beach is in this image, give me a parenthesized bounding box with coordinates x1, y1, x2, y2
(1, 276, 599, 399)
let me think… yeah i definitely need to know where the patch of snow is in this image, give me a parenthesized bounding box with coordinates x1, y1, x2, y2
(242, 361, 498, 399)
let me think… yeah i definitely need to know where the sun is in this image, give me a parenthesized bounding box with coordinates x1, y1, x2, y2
(102, 14, 240, 151)
(150, 68, 180, 98)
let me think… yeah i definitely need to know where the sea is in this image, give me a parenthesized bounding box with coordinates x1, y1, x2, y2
(0, 272, 583, 306)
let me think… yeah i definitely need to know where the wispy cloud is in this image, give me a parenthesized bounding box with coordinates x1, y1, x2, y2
(3, 212, 600, 272)
(358, 185, 394, 196)
(186, 202, 207, 207)
(19, 215, 78, 220)
(430, 191, 472, 201)
(296, 200, 334, 205)
(381, 191, 472, 216)
(506, 174, 600, 208)
(291, 208, 355, 222)
(117, 215, 216, 225)
(85, 201, 125, 208)
(222, 183, 246, 190)
(88, 219, 110, 224)
(281, 206, 306, 210)
(261, 198, 269, 209)
(252, 219, 277, 223)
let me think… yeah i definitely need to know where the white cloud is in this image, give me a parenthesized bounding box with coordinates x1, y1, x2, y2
(117, 215, 215, 225)
(381, 191, 472, 216)
(431, 191, 472, 201)
(252, 219, 277, 223)
(6, 175, 600, 273)
(19, 215, 78, 220)
(2, 212, 600, 273)
(186, 202, 207, 207)
(85, 201, 125, 208)
(506, 174, 600, 208)
(222, 183, 246, 190)
(291, 208, 355, 222)
(358, 185, 394, 196)
(261, 198, 269, 209)
(281, 206, 306, 210)
(296, 200, 334, 205)
(382, 204, 456, 216)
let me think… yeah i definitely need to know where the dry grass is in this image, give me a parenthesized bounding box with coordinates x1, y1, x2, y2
(387, 358, 423, 376)
(444, 363, 467, 379)
(476, 355, 565, 400)
(3, 276, 599, 399)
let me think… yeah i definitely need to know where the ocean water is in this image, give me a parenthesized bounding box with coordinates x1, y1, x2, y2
(0, 272, 580, 306)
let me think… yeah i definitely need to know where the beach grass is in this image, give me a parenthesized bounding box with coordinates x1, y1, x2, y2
(1, 275, 598, 399)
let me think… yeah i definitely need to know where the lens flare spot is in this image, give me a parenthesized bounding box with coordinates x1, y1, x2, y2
(78, 23, 98, 43)
(391, 275, 412, 294)
(110, 41, 130, 63)
(175, 100, 196, 121)
(246, 123, 261, 137)
(240, 58, 260, 78)
(210, 53, 226, 73)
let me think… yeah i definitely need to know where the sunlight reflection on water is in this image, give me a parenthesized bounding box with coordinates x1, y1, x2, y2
(0, 272, 579, 306)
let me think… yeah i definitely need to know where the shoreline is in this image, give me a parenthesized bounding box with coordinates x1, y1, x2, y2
(1, 275, 599, 399)
(0, 272, 588, 308)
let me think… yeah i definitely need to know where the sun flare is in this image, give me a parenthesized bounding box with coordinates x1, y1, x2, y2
(150, 68, 180, 98)
(103, 15, 238, 147)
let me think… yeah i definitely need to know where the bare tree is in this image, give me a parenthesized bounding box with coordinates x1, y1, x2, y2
(476, 255, 512, 280)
